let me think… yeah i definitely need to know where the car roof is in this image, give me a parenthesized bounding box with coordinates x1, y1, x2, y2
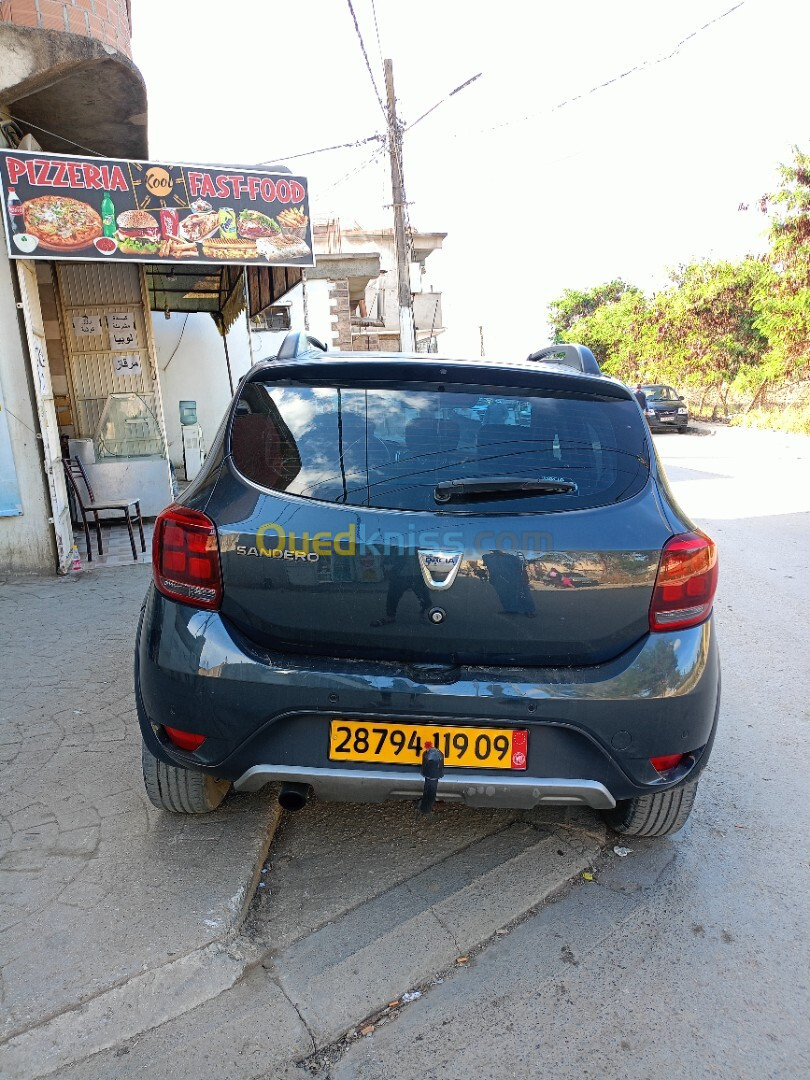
(249, 352, 634, 401)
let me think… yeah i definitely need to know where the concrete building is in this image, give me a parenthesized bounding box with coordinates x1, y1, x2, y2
(250, 219, 447, 359)
(0, 0, 150, 575)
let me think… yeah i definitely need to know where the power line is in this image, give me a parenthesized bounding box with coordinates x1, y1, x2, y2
(161, 313, 190, 372)
(449, 1, 747, 141)
(406, 72, 483, 132)
(370, 0, 384, 69)
(3, 114, 105, 156)
(346, 0, 387, 119)
(320, 145, 387, 194)
(255, 133, 384, 167)
(5, 109, 384, 174)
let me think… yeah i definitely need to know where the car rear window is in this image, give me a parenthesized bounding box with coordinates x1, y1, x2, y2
(229, 379, 649, 513)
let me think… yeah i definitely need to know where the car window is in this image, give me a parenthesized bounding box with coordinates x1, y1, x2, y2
(644, 386, 677, 401)
(230, 380, 649, 513)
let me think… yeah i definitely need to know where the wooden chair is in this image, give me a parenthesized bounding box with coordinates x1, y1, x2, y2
(63, 457, 146, 562)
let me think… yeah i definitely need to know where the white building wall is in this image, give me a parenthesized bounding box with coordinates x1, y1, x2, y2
(248, 279, 334, 360)
(0, 249, 56, 573)
(152, 312, 252, 471)
(309, 278, 334, 346)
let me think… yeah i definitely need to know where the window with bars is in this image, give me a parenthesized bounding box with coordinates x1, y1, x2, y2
(250, 307, 291, 332)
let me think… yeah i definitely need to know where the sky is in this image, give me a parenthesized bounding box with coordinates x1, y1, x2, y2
(131, 0, 810, 359)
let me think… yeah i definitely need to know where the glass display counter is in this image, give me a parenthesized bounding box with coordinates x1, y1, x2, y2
(94, 393, 165, 460)
(68, 393, 173, 518)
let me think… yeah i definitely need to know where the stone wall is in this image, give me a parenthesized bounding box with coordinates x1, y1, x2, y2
(328, 279, 352, 351)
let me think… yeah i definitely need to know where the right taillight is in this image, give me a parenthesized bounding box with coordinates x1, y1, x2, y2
(153, 505, 222, 610)
(649, 530, 717, 632)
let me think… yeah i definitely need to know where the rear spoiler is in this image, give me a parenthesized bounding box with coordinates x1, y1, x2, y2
(527, 344, 601, 375)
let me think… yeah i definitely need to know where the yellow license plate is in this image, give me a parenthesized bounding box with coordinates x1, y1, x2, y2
(329, 720, 528, 770)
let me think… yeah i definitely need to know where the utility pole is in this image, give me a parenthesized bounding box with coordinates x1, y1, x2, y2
(479, 324, 486, 357)
(384, 58, 416, 353)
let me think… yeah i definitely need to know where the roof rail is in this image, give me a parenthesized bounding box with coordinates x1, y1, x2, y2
(275, 331, 328, 360)
(527, 343, 601, 375)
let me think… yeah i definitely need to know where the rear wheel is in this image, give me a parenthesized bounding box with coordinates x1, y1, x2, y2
(142, 740, 231, 814)
(603, 779, 698, 837)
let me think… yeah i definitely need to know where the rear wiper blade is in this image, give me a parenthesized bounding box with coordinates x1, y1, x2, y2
(434, 476, 577, 503)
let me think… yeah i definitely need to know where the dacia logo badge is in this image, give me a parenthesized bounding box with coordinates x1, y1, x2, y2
(418, 550, 463, 591)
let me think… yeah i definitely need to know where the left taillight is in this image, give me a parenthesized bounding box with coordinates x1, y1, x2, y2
(153, 505, 222, 610)
(649, 530, 718, 632)
(164, 726, 206, 752)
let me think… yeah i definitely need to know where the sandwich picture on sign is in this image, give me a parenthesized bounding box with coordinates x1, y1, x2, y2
(115, 210, 160, 255)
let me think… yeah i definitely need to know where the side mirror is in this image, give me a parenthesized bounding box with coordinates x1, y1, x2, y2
(678, 395, 685, 401)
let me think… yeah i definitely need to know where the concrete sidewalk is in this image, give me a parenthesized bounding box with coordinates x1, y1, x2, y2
(0, 567, 279, 1062)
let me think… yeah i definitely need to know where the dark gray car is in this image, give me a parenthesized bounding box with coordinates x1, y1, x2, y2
(136, 340, 719, 836)
(640, 384, 690, 432)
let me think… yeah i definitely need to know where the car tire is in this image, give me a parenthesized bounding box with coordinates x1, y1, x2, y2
(142, 740, 231, 814)
(602, 779, 698, 837)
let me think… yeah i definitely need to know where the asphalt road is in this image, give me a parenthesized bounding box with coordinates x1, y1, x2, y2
(319, 424, 810, 1079)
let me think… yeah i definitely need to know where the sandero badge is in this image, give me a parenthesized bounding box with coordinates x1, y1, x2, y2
(418, 550, 463, 590)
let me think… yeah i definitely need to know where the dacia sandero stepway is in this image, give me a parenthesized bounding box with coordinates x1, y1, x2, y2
(136, 338, 719, 836)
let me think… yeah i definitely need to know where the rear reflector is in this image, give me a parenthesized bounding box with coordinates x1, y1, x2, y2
(649, 530, 717, 632)
(164, 726, 206, 752)
(650, 753, 686, 772)
(153, 505, 222, 610)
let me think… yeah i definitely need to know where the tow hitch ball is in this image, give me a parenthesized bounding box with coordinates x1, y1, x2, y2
(419, 742, 445, 815)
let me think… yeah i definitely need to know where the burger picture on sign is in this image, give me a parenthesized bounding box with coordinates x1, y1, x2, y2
(115, 210, 160, 255)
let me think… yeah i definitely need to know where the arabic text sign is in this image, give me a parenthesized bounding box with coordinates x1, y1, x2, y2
(72, 314, 102, 337)
(0, 149, 313, 268)
(107, 312, 136, 333)
(113, 355, 142, 377)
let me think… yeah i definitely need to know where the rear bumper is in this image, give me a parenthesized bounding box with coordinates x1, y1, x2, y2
(135, 586, 720, 806)
(235, 765, 616, 809)
(648, 413, 689, 430)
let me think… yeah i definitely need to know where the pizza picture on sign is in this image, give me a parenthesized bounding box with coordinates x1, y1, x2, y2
(22, 196, 103, 250)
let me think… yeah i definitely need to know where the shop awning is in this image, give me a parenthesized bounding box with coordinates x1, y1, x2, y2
(145, 263, 246, 334)
(146, 264, 303, 332)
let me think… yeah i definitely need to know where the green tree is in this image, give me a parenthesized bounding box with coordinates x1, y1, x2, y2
(654, 259, 768, 410)
(547, 280, 640, 353)
(558, 289, 650, 378)
(544, 144, 810, 416)
(753, 146, 810, 386)
(547, 260, 767, 409)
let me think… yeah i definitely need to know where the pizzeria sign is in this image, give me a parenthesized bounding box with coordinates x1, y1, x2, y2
(0, 149, 314, 267)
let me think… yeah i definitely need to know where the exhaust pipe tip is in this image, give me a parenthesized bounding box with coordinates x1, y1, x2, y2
(278, 782, 310, 812)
